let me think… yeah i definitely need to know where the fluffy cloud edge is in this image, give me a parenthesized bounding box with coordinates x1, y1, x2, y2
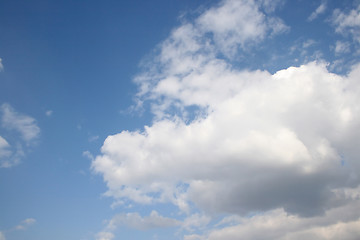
(92, 1, 360, 240)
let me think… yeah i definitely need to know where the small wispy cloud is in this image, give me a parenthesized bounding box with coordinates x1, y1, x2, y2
(0, 136, 11, 159)
(0, 104, 40, 168)
(45, 110, 53, 117)
(95, 232, 114, 240)
(0, 218, 36, 240)
(88, 135, 99, 142)
(14, 218, 36, 230)
(1, 103, 40, 143)
(308, 1, 327, 21)
(334, 40, 351, 54)
(0, 58, 3, 72)
(82, 151, 94, 160)
(332, 4, 360, 43)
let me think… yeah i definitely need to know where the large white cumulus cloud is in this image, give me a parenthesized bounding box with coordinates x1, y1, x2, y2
(93, 0, 360, 239)
(93, 62, 360, 216)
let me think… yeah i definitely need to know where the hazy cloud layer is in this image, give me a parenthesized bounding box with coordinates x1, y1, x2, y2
(93, 0, 360, 239)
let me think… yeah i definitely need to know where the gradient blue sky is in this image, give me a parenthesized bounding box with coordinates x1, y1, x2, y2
(1, 1, 360, 240)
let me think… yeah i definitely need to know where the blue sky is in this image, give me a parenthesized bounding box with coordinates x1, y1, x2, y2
(1, 0, 360, 239)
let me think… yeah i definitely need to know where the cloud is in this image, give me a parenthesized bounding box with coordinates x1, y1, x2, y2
(0, 218, 36, 240)
(204, 191, 360, 240)
(332, 4, 360, 43)
(88, 135, 99, 142)
(196, 0, 288, 57)
(0, 144, 25, 168)
(0, 58, 3, 72)
(15, 218, 36, 230)
(82, 151, 94, 160)
(182, 213, 210, 232)
(334, 41, 351, 54)
(308, 1, 327, 21)
(95, 232, 114, 240)
(94, 61, 360, 217)
(93, 0, 360, 239)
(0, 104, 39, 168)
(302, 39, 317, 48)
(107, 211, 180, 231)
(0, 137, 24, 168)
(184, 234, 205, 240)
(45, 110, 53, 117)
(96, 211, 181, 238)
(257, 0, 285, 13)
(1, 103, 40, 143)
(0, 136, 11, 159)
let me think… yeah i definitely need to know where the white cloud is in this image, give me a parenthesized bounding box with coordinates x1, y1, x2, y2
(0, 138, 24, 168)
(96, 232, 114, 240)
(94, 62, 360, 218)
(308, 1, 327, 21)
(106, 211, 180, 231)
(82, 151, 94, 160)
(1, 103, 40, 143)
(332, 4, 360, 43)
(182, 213, 211, 232)
(93, 0, 360, 239)
(205, 192, 360, 240)
(334, 40, 351, 54)
(15, 218, 36, 230)
(96, 211, 181, 239)
(45, 110, 53, 117)
(0, 104, 39, 168)
(0, 58, 3, 72)
(302, 39, 317, 48)
(0, 136, 11, 159)
(257, 0, 285, 13)
(184, 234, 205, 240)
(0, 218, 36, 240)
(88, 135, 99, 142)
(196, 0, 288, 57)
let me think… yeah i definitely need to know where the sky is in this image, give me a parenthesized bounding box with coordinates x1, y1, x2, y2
(1, 0, 360, 239)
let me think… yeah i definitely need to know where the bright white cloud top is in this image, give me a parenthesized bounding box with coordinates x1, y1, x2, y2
(92, 0, 360, 239)
(1, 0, 360, 240)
